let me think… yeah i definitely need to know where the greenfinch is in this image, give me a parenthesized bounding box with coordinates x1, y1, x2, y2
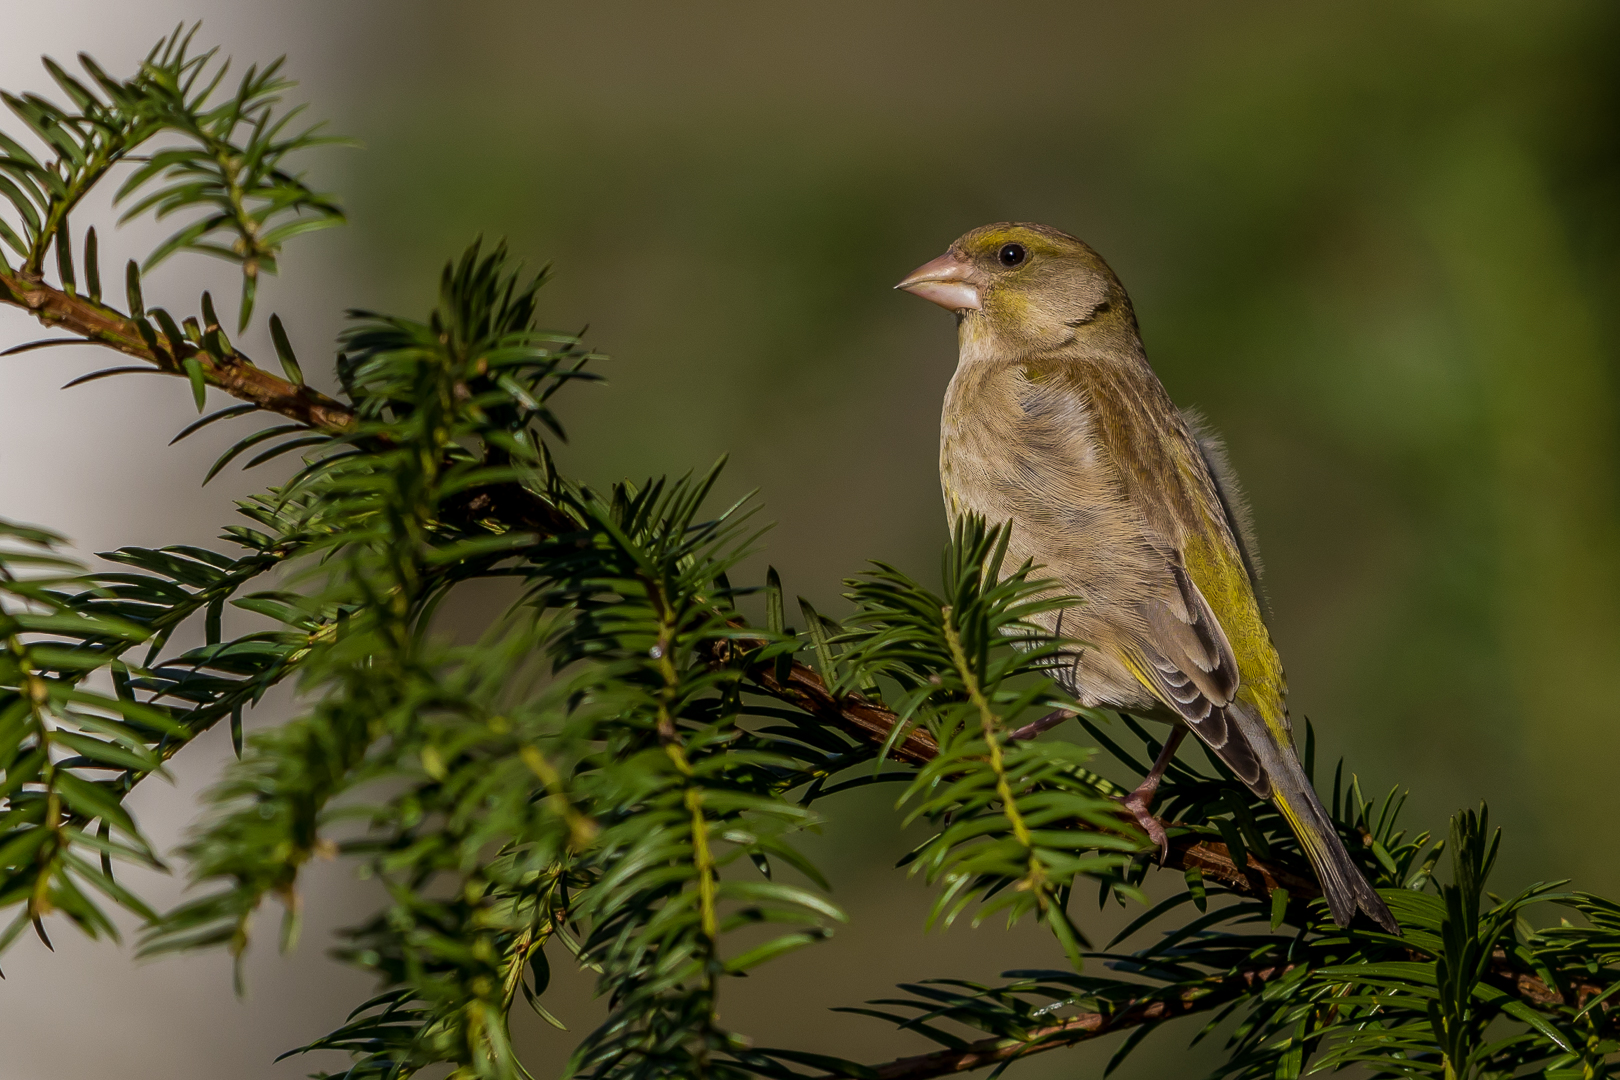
(898, 222, 1396, 933)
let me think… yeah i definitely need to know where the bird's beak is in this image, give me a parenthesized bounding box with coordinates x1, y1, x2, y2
(895, 251, 983, 312)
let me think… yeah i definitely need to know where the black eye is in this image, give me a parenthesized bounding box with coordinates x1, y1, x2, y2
(998, 243, 1027, 267)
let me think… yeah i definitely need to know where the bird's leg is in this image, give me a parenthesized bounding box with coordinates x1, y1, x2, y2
(1007, 708, 1073, 742)
(1121, 725, 1189, 861)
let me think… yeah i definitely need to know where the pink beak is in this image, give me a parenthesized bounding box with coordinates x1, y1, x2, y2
(895, 251, 983, 312)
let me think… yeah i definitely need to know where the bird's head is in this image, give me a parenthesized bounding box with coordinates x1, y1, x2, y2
(896, 222, 1136, 354)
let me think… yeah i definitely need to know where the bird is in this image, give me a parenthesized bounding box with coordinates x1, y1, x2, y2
(896, 222, 1397, 934)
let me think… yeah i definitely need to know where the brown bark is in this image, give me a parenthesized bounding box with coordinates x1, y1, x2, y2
(813, 941, 1608, 1080)
(0, 270, 355, 432)
(840, 966, 1284, 1080)
(736, 639, 940, 766)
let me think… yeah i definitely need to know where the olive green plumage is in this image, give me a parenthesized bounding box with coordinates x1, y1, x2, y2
(918, 222, 1395, 932)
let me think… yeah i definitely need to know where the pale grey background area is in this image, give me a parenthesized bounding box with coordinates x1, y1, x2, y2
(0, 5, 374, 1078)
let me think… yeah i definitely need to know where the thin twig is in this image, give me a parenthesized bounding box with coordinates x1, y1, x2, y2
(814, 944, 1612, 1080)
(1, 270, 586, 539)
(0, 270, 354, 432)
(821, 967, 1282, 1080)
(741, 641, 940, 766)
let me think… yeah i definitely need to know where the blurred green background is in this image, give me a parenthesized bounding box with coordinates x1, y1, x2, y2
(329, 0, 1620, 877)
(330, 2, 1620, 1072)
(4, 1, 1620, 1077)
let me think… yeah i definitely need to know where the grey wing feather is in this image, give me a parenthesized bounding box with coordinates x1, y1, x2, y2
(1133, 562, 1267, 793)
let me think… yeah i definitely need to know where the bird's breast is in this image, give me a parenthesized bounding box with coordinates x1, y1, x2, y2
(941, 355, 1169, 617)
(940, 361, 1109, 521)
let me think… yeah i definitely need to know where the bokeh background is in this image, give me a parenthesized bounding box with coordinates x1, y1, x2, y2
(2, 2, 1618, 1077)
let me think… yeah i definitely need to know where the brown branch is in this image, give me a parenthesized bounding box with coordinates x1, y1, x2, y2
(0, 270, 926, 759)
(737, 640, 939, 766)
(812, 937, 1612, 1080)
(0, 269, 601, 541)
(0, 269, 355, 432)
(825, 965, 1283, 1080)
(733, 652, 1311, 894)
(819, 950, 1614, 1080)
(1167, 833, 1321, 898)
(729, 631, 1304, 893)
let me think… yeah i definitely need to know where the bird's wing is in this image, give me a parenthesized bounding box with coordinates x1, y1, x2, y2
(1063, 362, 1286, 792)
(1016, 363, 1391, 927)
(1129, 564, 1268, 793)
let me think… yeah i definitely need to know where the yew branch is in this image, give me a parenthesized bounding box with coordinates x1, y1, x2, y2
(817, 967, 1280, 1080)
(0, 269, 354, 432)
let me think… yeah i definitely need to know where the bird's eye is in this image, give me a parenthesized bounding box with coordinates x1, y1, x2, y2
(998, 243, 1027, 267)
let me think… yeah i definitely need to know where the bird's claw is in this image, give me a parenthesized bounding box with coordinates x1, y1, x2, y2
(1121, 790, 1170, 863)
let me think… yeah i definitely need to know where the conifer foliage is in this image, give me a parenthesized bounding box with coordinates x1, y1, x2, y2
(1, 30, 1616, 1080)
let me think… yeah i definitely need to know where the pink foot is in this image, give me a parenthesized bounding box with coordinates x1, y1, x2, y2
(1121, 788, 1170, 862)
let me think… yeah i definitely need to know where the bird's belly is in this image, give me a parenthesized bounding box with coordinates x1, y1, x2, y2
(941, 444, 1152, 605)
(1041, 607, 1168, 717)
(941, 461, 1166, 716)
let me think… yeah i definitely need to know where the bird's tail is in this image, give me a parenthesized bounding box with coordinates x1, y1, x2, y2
(1253, 733, 1398, 934)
